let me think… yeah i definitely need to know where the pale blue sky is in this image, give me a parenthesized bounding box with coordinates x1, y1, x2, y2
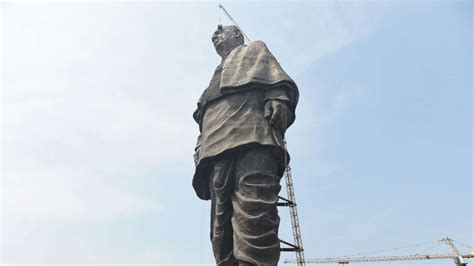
(1, 1, 472, 265)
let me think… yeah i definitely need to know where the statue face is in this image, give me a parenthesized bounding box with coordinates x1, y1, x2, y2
(212, 25, 244, 57)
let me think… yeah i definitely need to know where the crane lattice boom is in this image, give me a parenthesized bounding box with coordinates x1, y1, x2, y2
(284, 237, 473, 265)
(285, 253, 474, 264)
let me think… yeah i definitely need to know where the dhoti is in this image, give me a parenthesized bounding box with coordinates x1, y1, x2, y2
(208, 145, 281, 266)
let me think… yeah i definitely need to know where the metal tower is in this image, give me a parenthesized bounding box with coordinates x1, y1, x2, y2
(278, 143, 305, 266)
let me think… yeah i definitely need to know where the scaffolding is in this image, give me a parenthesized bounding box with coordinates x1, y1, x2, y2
(279, 163, 306, 266)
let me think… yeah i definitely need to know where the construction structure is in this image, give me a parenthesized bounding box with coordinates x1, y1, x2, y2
(284, 237, 473, 266)
(279, 162, 306, 266)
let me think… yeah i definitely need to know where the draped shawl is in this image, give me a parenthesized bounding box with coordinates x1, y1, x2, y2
(192, 41, 299, 200)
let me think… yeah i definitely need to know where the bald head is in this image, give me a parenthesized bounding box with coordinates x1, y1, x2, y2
(211, 25, 244, 58)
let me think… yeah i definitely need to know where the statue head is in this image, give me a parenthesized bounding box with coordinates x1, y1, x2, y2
(212, 25, 244, 58)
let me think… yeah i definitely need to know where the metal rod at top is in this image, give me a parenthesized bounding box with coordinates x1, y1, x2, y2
(218, 4, 252, 43)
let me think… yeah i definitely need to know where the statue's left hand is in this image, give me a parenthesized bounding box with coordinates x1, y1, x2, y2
(193, 149, 200, 166)
(264, 100, 291, 130)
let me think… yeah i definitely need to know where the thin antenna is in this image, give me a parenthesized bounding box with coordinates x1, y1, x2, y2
(218, 4, 252, 43)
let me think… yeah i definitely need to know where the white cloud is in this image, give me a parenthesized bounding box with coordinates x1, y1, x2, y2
(1, 3, 217, 263)
(323, 88, 367, 125)
(2, 2, 208, 221)
(3, 167, 159, 222)
(229, 1, 395, 77)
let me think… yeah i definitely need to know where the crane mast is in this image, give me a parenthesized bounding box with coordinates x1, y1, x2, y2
(283, 164, 306, 265)
(442, 237, 468, 266)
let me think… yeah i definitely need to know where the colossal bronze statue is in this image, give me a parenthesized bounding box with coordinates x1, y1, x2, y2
(192, 25, 299, 266)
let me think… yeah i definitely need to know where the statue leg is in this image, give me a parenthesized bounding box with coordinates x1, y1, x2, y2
(232, 146, 281, 266)
(209, 155, 239, 266)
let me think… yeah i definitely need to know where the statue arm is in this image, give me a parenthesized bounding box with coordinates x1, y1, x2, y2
(264, 86, 291, 102)
(193, 103, 203, 132)
(193, 103, 203, 166)
(193, 134, 202, 166)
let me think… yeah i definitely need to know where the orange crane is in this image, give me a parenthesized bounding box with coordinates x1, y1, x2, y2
(284, 237, 473, 266)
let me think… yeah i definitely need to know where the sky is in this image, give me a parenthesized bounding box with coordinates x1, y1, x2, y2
(1, 1, 472, 265)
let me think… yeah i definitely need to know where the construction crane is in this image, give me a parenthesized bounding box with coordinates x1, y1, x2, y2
(284, 237, 473, 266)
